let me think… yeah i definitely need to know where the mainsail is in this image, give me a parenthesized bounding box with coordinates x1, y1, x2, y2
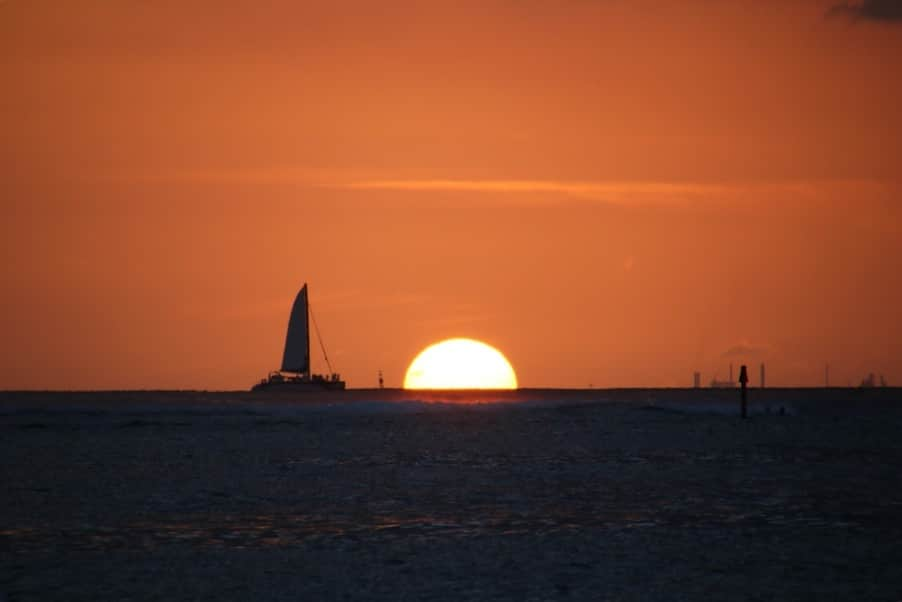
(280, 284, 310, 374)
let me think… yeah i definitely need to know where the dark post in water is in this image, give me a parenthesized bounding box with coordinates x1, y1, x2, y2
(739, 365, 749, 419)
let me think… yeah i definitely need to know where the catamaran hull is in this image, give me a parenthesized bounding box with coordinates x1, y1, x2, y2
(251, 380, 346, 392)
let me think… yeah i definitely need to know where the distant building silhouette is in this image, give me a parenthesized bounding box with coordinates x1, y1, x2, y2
(859, 373, 887, 388)
(710, 364, 737, 388)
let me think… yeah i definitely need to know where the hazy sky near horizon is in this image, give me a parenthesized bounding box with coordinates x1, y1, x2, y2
(2, 0, 901, 389)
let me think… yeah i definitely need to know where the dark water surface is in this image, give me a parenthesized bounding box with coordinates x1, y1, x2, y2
(1, 389, 901, 600)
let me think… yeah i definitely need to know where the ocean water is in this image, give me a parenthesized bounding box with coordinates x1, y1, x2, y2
(1, 388, 901, 600)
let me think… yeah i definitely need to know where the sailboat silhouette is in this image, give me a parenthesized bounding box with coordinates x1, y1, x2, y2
(251, 283, 346, 391)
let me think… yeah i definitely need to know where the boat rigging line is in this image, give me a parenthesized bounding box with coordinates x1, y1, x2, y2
(308, 302, 336, 375)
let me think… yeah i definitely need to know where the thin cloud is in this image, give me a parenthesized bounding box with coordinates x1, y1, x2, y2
(92, 166, 895, 217)
(344, 179, 731, 207)
(828, 0, 902, 22)
(342, 178, 894, 209)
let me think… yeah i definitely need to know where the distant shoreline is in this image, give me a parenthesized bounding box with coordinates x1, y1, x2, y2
(2, 386, 898, 416)
(1, 386, 899, 394)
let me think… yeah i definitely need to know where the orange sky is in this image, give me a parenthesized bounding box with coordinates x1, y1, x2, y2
(2, 0, 901, 389)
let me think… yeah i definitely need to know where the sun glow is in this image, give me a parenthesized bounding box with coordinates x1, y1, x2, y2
(403, 338, 518, 390)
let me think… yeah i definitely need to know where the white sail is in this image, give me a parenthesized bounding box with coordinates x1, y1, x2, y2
(280, 284, 309, 373)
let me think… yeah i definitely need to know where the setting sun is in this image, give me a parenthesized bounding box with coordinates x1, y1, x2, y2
(403, 338, 518, 390)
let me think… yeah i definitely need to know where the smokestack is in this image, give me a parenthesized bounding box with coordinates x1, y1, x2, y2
(693, 372, 701, 388)
(760, 363, 766, 388)
(730, 363, 733, 383)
